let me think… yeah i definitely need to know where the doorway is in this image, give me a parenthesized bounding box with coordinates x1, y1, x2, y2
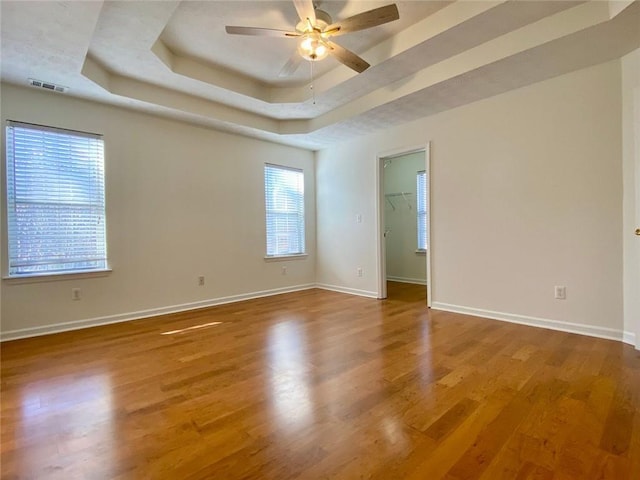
(376, 144, 431, 305)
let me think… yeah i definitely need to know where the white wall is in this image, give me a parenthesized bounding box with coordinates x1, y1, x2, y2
(0, 84, 315, 339)
(1, 57, 634, 346)
(383, 152, 426, 284)
(315, 139, 378, 297)
(317, 60, 626, 340)
(621, 48, 640, 347)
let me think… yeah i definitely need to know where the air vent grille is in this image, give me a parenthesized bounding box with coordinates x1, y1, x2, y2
(28, 78, 68, 93)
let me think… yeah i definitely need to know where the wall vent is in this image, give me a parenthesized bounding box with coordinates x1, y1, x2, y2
(28, 78, 68, 93)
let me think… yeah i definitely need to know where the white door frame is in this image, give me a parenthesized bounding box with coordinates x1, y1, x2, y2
(634, 85, 640, 350)
(375, 143, 432, 305)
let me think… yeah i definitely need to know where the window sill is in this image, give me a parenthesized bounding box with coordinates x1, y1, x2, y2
(264, 254, 308, 262)
(3, 269, 112, 284)
(415, 249, 427, 255)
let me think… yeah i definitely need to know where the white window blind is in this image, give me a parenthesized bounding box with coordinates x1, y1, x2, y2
(417, 170, 428, 251)
(264, 164, 305, 256)
(5, 121, 107, 276)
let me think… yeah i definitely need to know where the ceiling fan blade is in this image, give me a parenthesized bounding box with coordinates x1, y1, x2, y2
(326, 4, 399, 36)
(225, 26, 300, 38)
(293, 0, 316, 24)
(326, 41, 370, 73)
(278, 50, 303, 77)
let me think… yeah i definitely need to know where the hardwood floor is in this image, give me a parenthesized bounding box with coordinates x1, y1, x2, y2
(1, 283, 639, 479)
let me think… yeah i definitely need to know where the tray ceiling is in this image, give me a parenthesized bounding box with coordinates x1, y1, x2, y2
(1, 1, 639, 150)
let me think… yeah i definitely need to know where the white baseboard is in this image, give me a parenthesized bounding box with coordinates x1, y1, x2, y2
(623, 330, 636, 347)
(387, 276, 427, 285)
(0, 284, 316, 342)
(3, 287, 636, 350)
(431, 302, 635, 346)
(315, 283, 378, 299)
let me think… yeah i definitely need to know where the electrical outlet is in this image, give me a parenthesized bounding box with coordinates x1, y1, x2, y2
(554, 286, 566, 300)
(357, 267, 363, 277)
(281, 266, 287, 275)
(198, 276, 205, 286)
(71, 288, 81, 301)
(356, 214, 362, 224)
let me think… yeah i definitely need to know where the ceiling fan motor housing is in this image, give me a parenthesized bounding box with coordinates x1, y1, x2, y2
(296, 8, 332, 32)
(314, 9, 332, 29)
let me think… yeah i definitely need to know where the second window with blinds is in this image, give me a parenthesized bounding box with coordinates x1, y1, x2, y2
(264, 164, 305, 257)
(417, 170, 428, 252)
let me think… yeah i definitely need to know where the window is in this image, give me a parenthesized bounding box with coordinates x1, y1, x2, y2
(5, 121, 107, 277)
(417, 170, 428, 251)
(264, 164, 305, 256)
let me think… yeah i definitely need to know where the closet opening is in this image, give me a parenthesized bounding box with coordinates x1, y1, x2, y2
(376, 144, 431, 305)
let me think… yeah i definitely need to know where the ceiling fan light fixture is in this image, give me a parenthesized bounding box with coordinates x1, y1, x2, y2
(297, 32, 329, 61)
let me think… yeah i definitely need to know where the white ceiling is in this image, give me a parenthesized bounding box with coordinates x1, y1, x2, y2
(1, 1, 639, 150)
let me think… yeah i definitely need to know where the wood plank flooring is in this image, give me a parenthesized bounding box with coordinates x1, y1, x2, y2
(1, 282, 639, 479)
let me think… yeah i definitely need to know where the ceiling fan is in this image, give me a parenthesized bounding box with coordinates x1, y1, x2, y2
(225, 0, 400, 77)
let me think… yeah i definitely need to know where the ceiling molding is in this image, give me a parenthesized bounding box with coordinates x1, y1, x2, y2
(82, 56, 282, 134)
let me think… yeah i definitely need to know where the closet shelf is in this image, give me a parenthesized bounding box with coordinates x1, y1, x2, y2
(385, 192, 412, 210)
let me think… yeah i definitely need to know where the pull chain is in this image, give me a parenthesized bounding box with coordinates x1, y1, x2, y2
(310, 61, 316, 105)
